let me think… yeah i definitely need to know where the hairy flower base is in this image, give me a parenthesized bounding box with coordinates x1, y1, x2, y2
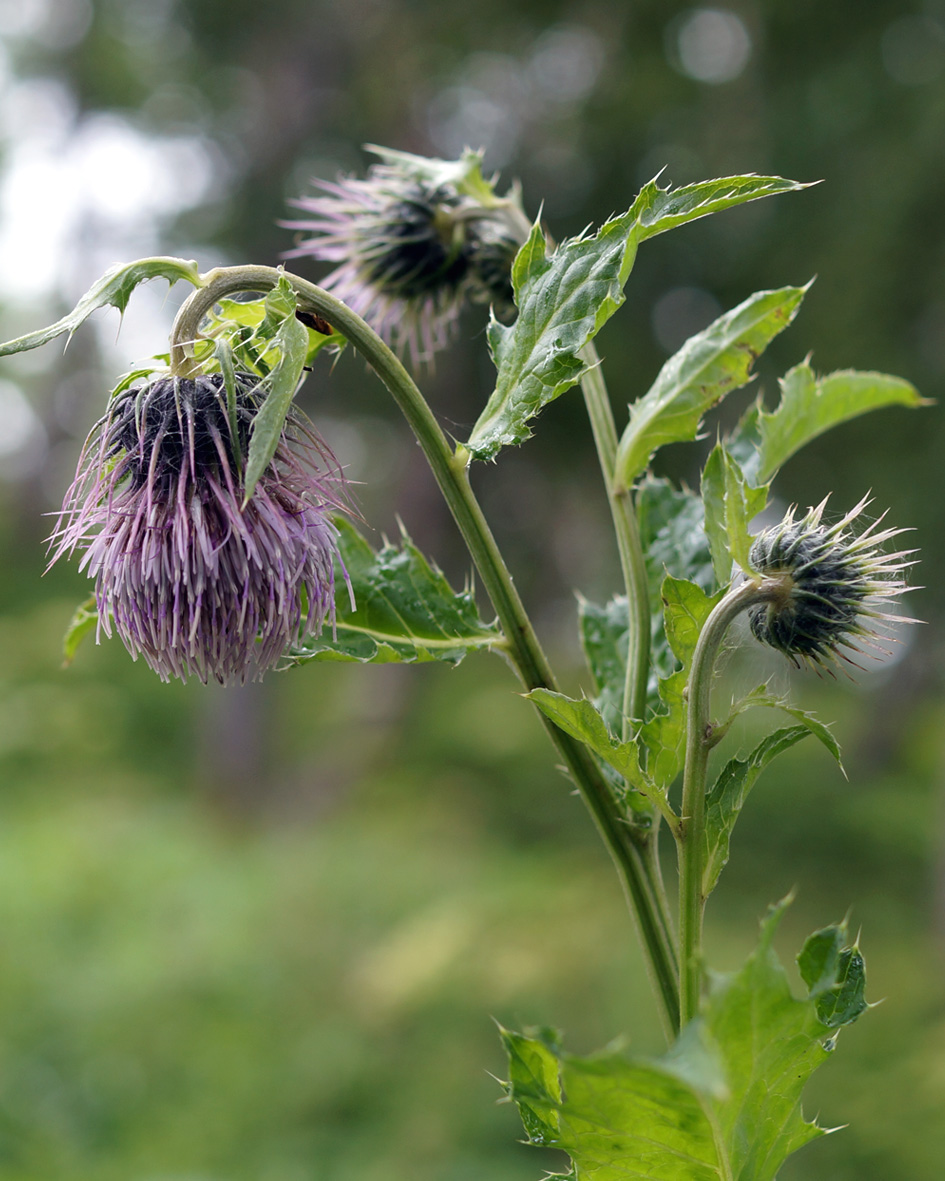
(747, 496, 914, 671)
(49, 374, 347, 685)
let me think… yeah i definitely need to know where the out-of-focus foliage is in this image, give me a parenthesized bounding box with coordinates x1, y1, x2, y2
(1, 1, 944, 1178)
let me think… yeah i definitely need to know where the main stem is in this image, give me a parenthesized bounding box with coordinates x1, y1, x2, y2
(171, 266, 681, 1033)
(677, 578, 782, 1026)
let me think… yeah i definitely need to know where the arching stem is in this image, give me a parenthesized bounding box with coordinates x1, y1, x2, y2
(677, 577, 784, 1026)
(170, 265, 681, 1034)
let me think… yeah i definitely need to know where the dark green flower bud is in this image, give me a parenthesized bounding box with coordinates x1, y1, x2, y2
(747, 496, 915, 671)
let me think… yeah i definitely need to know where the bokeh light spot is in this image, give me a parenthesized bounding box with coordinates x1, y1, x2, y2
(672, 8, 752, 85)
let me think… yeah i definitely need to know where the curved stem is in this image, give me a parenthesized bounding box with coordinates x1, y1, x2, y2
(170, 265, 681, 1033)
(677, 577, 784, 1026)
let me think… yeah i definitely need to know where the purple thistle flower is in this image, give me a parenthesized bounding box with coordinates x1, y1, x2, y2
(48, 373, 349, 685)
(283, 146, 526, 364)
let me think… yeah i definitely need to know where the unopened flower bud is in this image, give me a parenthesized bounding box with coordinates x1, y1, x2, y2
(746, 496, 915, 671)
(283, 146, 528, 363)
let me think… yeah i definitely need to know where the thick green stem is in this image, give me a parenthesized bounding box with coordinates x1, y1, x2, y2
(170, 266, 681, 1033)
(677, 578, 783, 1026)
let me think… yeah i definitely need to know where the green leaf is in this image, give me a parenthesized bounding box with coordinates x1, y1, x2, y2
(756, 361, 928, 483)
(291, 518, 502, 665)
(502, 901, 854, 1181)
(578, 594, 630, 735)
(631, 173, 811, 243)
(814, 948, 868, 1029)
(635, 478, 716, 715)
(614, 285, 807, 489)
(724, 685, 843, 770)
(62, 597, 98, 667)
(797, 925, 845, 998)
(525, 689, 670, 818)
(640, 577, 723, 790)
(467, 177, 806, 462)
(241, 278, 310, 502)
(701, 443, 770, 583)
(467, 217, 628, 460)
(798, 925, 868, 1028)
(703, 726, 813, 895)
(0, 257, 203, 356)
(637, 477, 717, 609)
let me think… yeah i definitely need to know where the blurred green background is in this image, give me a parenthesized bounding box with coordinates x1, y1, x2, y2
(1, 1, 944, 1177)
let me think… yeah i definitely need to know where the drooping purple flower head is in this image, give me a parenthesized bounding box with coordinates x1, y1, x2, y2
(283, 146, 526, 364)
(48, 373, 349, 685)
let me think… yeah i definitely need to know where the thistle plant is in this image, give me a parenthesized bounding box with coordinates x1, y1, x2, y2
(0, 148, 926, 1179)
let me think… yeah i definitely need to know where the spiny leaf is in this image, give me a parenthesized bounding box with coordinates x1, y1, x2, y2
(723, 684, 843, 770)
(631, 173, 812, 242)
(614, 285, 807, 489)
(502, 900, 856, 1181)
(291, 518, 502, 666)
(755, 360, 928, 483)
(0, 257, 203, 357)
(525, 689, 671, 819)
(467, 176, 806, 462)
(468, 216, 631, 460)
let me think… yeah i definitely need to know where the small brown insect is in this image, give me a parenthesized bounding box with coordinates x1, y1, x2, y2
(295, 310, 334, 335)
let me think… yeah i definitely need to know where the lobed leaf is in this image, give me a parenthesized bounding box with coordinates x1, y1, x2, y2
(502, 901, 858, 1181)
(755, 360, 927, 483)
(0, 257, 203, 357)
(292, 518, 502, 666)
(614, 285, 807, 489)
(467, 216, 631, 460)
(467, 176, 805, 462)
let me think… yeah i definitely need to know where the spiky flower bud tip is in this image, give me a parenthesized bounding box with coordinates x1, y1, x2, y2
(48, 373, 349, 685)
(746, 496, 916, 671)
(283, 145, 527, 363)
